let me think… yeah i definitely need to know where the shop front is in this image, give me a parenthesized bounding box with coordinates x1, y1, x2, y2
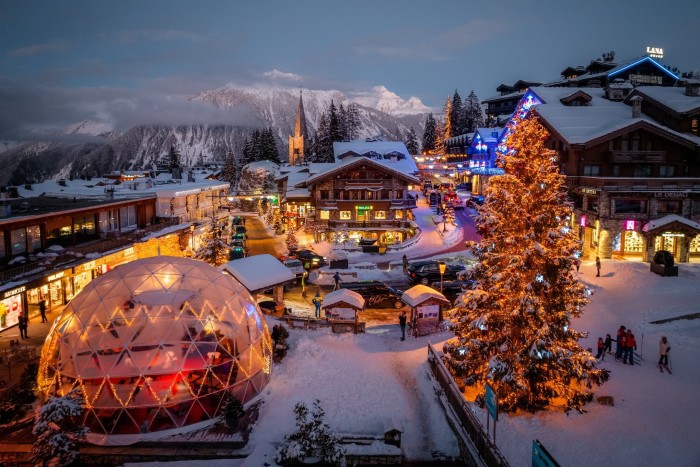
(1, 286, 26, 331)
(642, 215, 700, 263)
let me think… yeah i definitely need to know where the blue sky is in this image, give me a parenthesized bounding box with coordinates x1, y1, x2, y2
(1, 0, 698, 140)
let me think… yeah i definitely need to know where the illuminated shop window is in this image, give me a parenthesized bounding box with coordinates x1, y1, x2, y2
(320, 210, 330, 220)
(374, 211, 386, 220)
(339, 211, 352, 220)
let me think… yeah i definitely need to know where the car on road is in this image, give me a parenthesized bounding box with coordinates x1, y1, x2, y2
(293, 249, 327, 268)
(406, 260, 466, 285)
(228, 246, 246, 260)
(443, 191, 464, 210)
(466, 195, 485, 208)
(235, 225, 248, 236)
(455, 182, 471, 191)
(340, 281, 404, 309)
(231, 233, 246, 247)
(283, 258, 306, 278)
(436, 279, 475, 304)
(232, 216, 244, 226)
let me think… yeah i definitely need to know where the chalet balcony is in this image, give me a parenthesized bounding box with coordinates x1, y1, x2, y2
(567, 176, 700, 192)
(606, 150, 666, 163)
(334, 179, 395, 190)
(318, 198, 417, 208)
(327, 220, 414, 230)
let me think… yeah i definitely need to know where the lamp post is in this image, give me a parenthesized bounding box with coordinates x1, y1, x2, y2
(438, 261, 446, 293)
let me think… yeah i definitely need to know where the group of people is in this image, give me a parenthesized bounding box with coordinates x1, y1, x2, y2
(613, 325, 638, 365)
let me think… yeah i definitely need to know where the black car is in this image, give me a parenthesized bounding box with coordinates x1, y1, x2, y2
(437, 279, 475, 304)
(294, 249, 327, 268)
(466, 195, 485, 208)
(406, 260, 466, 285)
(340, 281, 404, 309)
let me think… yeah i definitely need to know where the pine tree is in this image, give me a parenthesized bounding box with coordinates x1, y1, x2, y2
(338, 102, 348, 141)
(463, 90, 485, 133)
(434, 118, 445, 154)
(32, 388, 88, 466)
(443, 114, 609, 414)
(328, 100, 342, 146)
(263, 128, 281, 163)
(442, 97, 452, 143)
(405, 126, 420, 154)
(276, 400, 344, 465)
(168, 145, 181, 169)
(422, 113, 437, 154)
(286, 228, 299, 252)
(220, 151, 239, 187)
(346, 102, 362, 140)
(451, 90, 464, 136)
(193, 220, 230, 266)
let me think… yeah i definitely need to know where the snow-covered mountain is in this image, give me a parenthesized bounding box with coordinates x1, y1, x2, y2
(0, 85, 428, 186)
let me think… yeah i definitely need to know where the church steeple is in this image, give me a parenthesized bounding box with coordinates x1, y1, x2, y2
(289, 91, 309, 165)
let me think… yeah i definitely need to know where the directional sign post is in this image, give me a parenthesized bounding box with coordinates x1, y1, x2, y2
(485, 383, 498, 444)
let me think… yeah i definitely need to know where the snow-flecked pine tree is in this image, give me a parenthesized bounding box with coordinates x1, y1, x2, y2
(422, 113, 436, 154)
(405, 126, 420, 155)
(463, 90, 485, 133)
(276, 400, 344, 465)
(31, 388, 88, 467)
(286, 228, 299, 253)
(442, 97, 453, 142)
(444, 114, 609, 414)
(193, 221, 230, 266)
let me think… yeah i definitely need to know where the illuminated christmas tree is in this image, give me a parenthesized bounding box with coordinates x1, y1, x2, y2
(286, 228, 299, 252)
(193, 221, 230, 266)
(444, 114, 608, 414)
(443, 204, 455, 227)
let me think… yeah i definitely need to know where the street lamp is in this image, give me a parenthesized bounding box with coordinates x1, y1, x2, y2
(438, 261, 446, 293)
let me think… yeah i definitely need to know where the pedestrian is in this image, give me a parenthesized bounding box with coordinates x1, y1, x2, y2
(399, 310, 407, 341)
(623, 329, 637, 365)
(312, 291, 322, 319)
(402, 254, 409, 274)
(658, 336, 671, 370)
(596, 256, 601, 277)
(615, 325, 626, 360)
(604, 333, 613, 355)
(575, 258, 580, 272)
(39, 298, 47, 323)
(18, 314, 28, 339)
(595, 337, 605, 359)
(333, 271, 341, 291)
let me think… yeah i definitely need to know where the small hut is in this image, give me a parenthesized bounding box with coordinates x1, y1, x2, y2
(322, 288, 366, 334)
(401, 285, 450, 337)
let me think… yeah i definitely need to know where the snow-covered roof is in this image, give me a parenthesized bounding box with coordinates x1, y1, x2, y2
(322, 288, 365, 309)
(299, 154, 420, 187)
(221, 254, 295, 292)
(473, 127, 504, 143)
(630, 86, 700, 114)
(401, 284, 449, 307)
(642, 214, 700, 233)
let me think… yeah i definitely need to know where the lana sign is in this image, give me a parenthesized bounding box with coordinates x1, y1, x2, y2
(646, 46, 664, 58)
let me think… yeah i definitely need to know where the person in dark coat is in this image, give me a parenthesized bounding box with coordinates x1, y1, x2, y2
(623, 329, 637, 365)
(615, 325, 626, 360)
(596, 256, 601, 277)
(39, 299, 48, 323)
(399, 310, 407, 341)
(604, 334, 613, 355)
(312, 291, 322, 319)
(333, 272, 341, 291)
(18, 314, 28, 339)
(402, 255, 409, 274)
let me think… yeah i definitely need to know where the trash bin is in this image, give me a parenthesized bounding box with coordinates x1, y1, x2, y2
(650, 250, 678, 276)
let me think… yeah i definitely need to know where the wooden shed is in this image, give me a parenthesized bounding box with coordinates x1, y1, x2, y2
(322, 288, 366, 334)
(401, 285, 450, 337)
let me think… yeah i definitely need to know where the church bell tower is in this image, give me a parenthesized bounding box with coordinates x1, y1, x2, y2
(288, 91, 309, 165)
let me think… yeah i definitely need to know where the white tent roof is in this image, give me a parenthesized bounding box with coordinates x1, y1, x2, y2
(222, 254, 295, 292)
(322, 288, 365, 309)
(642, 214, 700, 232)
(401, 284, 449, 307)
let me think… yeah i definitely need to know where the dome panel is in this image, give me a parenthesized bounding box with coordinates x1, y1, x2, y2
(38, 256, 271, 445)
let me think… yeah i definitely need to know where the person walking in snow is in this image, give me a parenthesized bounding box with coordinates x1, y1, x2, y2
(399, 310, 407, 341)
(333, 272, 341, 291)
(658, 336, 671, 369)
(615, 325, 626, 360)
(312, 291, 322, 319)
(595, 337, 605, 359)
(623, 329, 637, 365)
(596, 256, 601, 277)
(39, 298, 48, 323)
(604, 333, 613, 355)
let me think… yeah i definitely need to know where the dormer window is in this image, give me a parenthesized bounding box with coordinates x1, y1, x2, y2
(560, 91, 593, 107)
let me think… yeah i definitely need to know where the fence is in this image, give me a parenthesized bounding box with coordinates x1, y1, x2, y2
(427, 343, 509, 467)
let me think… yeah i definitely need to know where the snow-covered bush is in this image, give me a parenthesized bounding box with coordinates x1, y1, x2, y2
(31, 388, 88, 466)
(276, 400, 344, 465)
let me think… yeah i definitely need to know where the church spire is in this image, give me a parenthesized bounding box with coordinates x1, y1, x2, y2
(289, 90, 309, 165)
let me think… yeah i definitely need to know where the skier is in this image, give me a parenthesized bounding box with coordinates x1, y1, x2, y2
(658, 336, 671, 372)
(312, 291, 322, 319)
(604, 333, 613, 355)
(595, 337, 605, 359)
(615, 325, 626, 360)
(623, 329, 637, 365)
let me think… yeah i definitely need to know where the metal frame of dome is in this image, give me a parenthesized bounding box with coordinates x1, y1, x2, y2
(38, 256, 272, 445)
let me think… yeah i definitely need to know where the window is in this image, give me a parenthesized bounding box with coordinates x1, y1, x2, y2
(693, 201, 700, 215)
(659, 166, 675, 177)
(374, 211, 386, 220)
(583, 165, 600, 176)
(395, 210, 403, 219)
(339, 211, 352, 220)
(0, 231, 4, 259)
(633, 165, 652, 177)
(319, 210, 330, 220)
(27, 225, 41, 252)
(334, 190, 342, 200)
(366, 191, 373, 200)
(320, 190, 329, 200)
(10, 228, 26, 255)
(613, 165, 621, 176)
(613, 199, 648, 214)
(692, 118, 698, 135)
(658, 200, 681, 214)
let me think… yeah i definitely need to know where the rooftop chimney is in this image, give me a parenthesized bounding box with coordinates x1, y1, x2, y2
(630, 95, 643, 119)
(685, 79, 700, 97)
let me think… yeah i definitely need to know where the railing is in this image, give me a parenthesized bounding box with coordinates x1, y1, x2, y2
(568, 176, 700, 191)
(327, 220, 413, 229)
(427, 343, 510, 467)
(608, 150, 666, 163)
(335, 180, 395, 190)
(319, 198, 417, 208)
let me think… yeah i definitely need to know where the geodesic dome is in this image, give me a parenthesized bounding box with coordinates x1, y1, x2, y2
(38, 256, 272, 445)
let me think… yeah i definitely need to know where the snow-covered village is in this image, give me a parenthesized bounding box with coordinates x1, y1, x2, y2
(1, 2, 700, 467)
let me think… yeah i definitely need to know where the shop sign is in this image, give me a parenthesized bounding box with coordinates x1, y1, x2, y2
(655, 192, 687, 198)
(284, 212, 297, 218)
(47, 269, 71, 283)
(645, 46, 664, 58)
(123, 247, 135, 257)
(662, 233, 685, 237)
(580, 216, 587, 227)
(625, 220, 636, 230)
(75, 260, 97, 274)
(629, 73, 663, 85)
(3, 286, 26, 299)
(581, 187, 598, 195)
(357, 205, 373, 211)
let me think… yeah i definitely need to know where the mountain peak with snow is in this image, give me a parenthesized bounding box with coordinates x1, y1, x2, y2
(352, 85, 432, 116)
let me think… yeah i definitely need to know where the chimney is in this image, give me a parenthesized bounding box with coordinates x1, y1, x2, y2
(685, 79, 700, 97)
(630, 95, 643, 118)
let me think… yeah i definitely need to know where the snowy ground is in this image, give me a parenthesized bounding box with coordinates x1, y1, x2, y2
(127, 258, 700, 467)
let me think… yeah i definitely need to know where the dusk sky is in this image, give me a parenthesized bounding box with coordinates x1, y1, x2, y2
(1, 0, 698, 141)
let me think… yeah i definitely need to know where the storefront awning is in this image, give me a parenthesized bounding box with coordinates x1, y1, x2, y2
(642, 214, 700, 235)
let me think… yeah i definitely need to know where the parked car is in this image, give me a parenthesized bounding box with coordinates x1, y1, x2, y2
(293, 249, 327, 268)
(232, 216, 244, 226)
(437, 279, 475, 304)
(406, 260, 466, 285)
(228, 246, 246, 260)
(443, 191, 464, 210)
(455, 182, 471, 191)
(340, 281, 404, 309)
(231, 233, 246, 247)
(283, 258, 306, 278)
(466, 195, 485, 208)
(235, 225, 248, 236)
